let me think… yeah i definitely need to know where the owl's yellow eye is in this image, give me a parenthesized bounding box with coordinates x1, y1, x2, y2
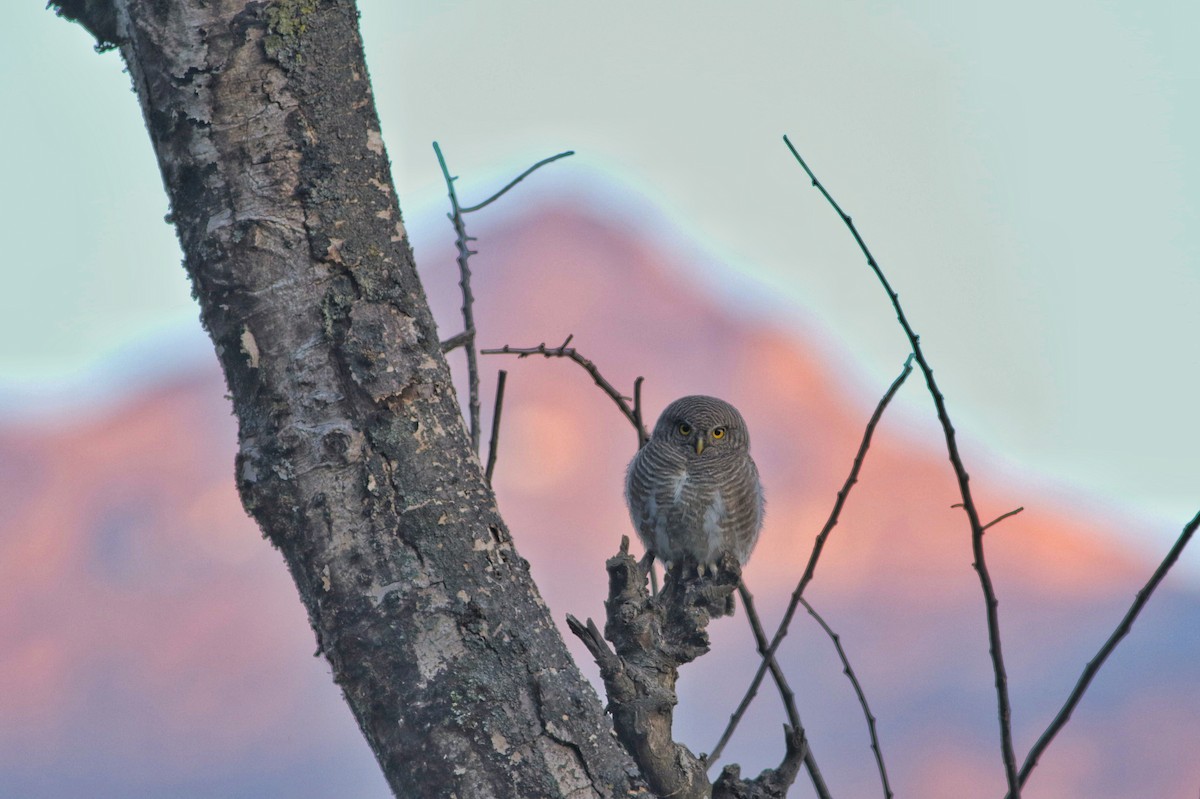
(712, 427, 726, 439)
(677, 423, 692, 436)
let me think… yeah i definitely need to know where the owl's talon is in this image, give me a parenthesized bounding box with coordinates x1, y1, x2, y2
(696, 563, 708, 578)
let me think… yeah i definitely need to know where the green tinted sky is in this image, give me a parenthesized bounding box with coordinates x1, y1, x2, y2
(2, 2, 1197, 543)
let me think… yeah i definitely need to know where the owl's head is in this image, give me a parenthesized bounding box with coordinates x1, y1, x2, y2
(650, 395, 750, 456)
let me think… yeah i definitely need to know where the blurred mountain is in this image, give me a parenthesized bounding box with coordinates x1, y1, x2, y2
(2, 197, 1196, 798)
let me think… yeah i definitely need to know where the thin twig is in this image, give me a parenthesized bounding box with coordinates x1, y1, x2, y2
(733, 582, 832, 799)
(459, 150, 575, 213)
(433, 144, 575, 452)
(484, 370, 507, 485)
(711, 353, 913, 760)
(982, 506, 1025, 531)
(440, 330, 471, 353)
(800, 598, 893, 799)
(784, 134, 1023, 797)
(1009, 508, 1200, 797)
(482, 336, 650, 446)
(734, 581, 804, 734)
(433, 141, 482, 452)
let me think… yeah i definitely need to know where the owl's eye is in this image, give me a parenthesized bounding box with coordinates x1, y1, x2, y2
(712, 427, 726, 439)
(677, 423, 692, 436)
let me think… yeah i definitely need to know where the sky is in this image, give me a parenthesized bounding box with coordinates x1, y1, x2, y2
(2, 2, 1197, 553)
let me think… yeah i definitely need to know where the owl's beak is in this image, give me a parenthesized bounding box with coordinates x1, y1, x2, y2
(695, 437, 705, 456)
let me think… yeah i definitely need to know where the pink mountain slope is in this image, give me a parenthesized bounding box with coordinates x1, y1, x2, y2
(1, 198, 1195, 798)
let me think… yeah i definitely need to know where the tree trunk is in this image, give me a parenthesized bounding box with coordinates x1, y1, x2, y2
(50, 1, 639, 796)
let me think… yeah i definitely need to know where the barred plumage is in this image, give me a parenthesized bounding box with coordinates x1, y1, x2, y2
(625, 395, 764, 569)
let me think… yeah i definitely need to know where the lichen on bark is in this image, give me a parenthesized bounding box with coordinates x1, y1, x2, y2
(263, 0, 321, 65)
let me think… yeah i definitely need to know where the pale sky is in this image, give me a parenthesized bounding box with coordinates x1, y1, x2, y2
(3, 2, 1197, 555)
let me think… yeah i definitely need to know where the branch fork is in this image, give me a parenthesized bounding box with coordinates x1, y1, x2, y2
(568, 538, 804, 799)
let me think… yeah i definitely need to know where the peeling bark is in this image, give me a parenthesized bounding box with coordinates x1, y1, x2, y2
(49, 1, 641, 796)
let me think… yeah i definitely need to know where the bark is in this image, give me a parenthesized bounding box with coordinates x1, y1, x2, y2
(49, 1, 641, 796)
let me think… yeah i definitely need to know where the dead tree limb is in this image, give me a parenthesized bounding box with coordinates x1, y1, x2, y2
(1009, 509, 1200, 797)
(569, 539, 805, 799)
(784, 134, 1022, 797)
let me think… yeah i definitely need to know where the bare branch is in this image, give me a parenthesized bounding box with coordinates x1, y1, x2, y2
(784, 134, 1022, 796)
(569, 540, 803, 799)
(569, 542, 730, 799)
(800, 598, 893, 799)
(565, 614, 616, 670)
(433, 144, 574, 453)
(1010, 509, 1200, 796)
(712, 726, 809, 799)
(982, 506, 1025, 532)
(484, 370, 507, 485)
(482, 337, 650, 447)
(712, 353, 913, 758)
(726, 583, 804, 733)
(441, 330, 471, 353)
(724, 582, 831, 799)
(460, 150, 576, 213)
(433, 141, 483, 452)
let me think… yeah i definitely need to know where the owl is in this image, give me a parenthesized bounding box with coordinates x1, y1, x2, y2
(625, 395, 764, 573)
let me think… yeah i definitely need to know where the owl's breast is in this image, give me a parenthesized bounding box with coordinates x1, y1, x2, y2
(626, 445, 746, 565)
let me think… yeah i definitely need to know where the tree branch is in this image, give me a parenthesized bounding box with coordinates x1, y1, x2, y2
(433, 141, 483, 452)
(440, 330, 471, 353)
(982, 506, 1025, 531)
(732, 583, 832, 799)
(1010, 509, 1200, 796)
(569, 539, 804, 799)
(434, 144, 574, 452)
(784, 134, 1022, 796)
(484, 369, 507, 485)
(460, 150, 575, 213)
(800, 598, 893, 799)
(482, 336, 649, 447)
(734, 584, 802, 736)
